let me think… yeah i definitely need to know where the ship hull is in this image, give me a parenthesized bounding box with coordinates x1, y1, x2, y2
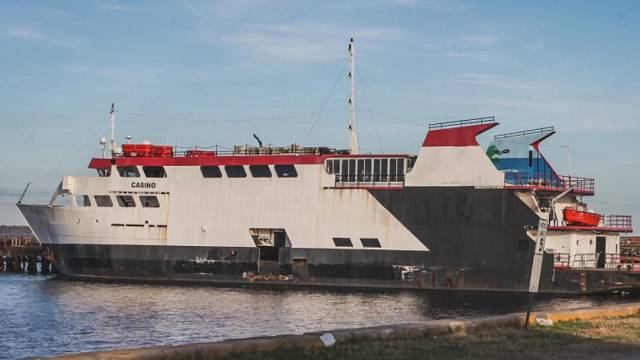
(20, 183, 638, 294)
(46, 243, 533, 291)
(42, 243, 640, 294)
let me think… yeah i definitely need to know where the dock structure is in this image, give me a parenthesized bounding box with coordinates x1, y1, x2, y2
(0, 235, 49, 274)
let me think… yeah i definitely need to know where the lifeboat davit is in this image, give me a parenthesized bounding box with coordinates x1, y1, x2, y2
(563, 207, 601, 227)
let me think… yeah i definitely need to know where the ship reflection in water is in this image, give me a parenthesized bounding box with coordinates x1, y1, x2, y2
(1, 274, 638, 359)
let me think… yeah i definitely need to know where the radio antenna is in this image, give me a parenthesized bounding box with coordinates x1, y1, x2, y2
(347, 38, 359, 154)
(110, 103, 116, 157)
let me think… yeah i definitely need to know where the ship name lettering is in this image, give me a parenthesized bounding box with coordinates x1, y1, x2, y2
(131, 182, 157, 189)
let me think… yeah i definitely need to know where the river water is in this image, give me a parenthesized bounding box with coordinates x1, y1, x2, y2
(1, 274, 637, 359)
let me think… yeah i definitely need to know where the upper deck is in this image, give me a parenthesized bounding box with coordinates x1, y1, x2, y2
(87, 118, 598, 196)
(89, 144, 413, 169)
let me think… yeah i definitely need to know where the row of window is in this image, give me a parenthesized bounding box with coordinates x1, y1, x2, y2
(325, 158, 408, 182)
(109, 165, 299, 179)
(201, 165, 298, 178)
(79, 194, 160, 208)
(118, 166, 166, 178)
(332, 237, 381, 248)
(107, 160, 411, 180)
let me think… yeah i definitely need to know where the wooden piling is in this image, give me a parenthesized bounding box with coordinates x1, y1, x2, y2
(0, 235, 43, 273)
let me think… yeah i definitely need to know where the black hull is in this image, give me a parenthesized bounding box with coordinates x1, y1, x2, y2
(45, 243, 640, 294)
(41, 188, 640, 294)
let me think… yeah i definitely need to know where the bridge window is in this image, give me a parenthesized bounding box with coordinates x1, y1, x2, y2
(326, 159, 340, 174)
(364, 159, 372, 181)
(348, 159, 356, 181)
(97, 169, 111, 177)
(389, 159, 397, 181)
(341, 160, 348, 179)
(225, 165, 247, 178)
(333, 237, 353, 247)
(327, 157, 407, 184)
(249, 165, 272, 178)
(140, 195, 160, 208)
(116, 195, 136, 208)
(143, 166, 166, 178)
(274, 165, 298, 178)
(117, 166, 140, 178)
(201, 166, 222, 178)
(380, 159, 388, 182)
(361, 238, 381, 248)
(373, 159, 380, 181)
(357, 159, 365, 182)
(94, 195, 113, 207)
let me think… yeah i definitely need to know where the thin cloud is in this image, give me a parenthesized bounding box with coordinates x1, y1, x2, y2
(206, 21, 402, 63)
(96, 1, 131, 12)
(365, 0, 470, 10)
(449, 73, 538, 91)
(184, 1, 403, 63)
(523, 39, 545, 52)
(413, 34, 507, 64)
(444, 50, 507, 64)
(2, 24, 80, 48)
(463, 35, 500, 48)
(61, 64, 169, 88)
(466, 97, 640, 132)
(3, 26, 46, 40)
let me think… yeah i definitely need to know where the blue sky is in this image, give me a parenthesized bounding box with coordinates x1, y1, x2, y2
(1, 0, 639, 228)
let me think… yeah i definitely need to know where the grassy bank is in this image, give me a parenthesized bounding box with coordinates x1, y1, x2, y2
(206, 314, 640, 360)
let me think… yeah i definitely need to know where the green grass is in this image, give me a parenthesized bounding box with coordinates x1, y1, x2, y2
(198, 314, 640, 360)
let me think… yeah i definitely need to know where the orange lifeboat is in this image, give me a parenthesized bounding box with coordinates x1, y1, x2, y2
(122, 144, 154, 157)
(563, 207, 601, 227)
(152, 145, 173, 157)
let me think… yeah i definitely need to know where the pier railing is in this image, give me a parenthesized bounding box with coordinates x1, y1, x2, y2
(504, 172, 595, 195)
(0, 235, 49, 273)
(0, 236, 39, 249)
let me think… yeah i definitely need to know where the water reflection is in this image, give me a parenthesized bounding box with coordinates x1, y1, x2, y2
(1, 274, 637, 359)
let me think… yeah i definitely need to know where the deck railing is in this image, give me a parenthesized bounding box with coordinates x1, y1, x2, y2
(493, 126, 555, 140)
(428, 116, 495, 130)
(603, 215, 633, 230)
(504, 172, 595, 195)
(558, 175, 595, 194)
(333, 174, 405, 188)
(553, 252, 623, 270)
(116, 144, 348, 158)
(553, 253, 598, 269)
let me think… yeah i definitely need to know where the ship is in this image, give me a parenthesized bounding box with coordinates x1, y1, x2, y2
(17, 40, 639, 294)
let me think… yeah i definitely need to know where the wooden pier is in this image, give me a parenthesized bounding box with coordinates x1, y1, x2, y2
(0, 235, 51, 274)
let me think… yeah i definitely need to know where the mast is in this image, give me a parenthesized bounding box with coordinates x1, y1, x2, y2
(110, 103, 116, 157)
(347, 38, 359, 154)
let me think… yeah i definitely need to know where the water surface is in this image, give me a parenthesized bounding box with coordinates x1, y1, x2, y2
(1, 274, 636, 359)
